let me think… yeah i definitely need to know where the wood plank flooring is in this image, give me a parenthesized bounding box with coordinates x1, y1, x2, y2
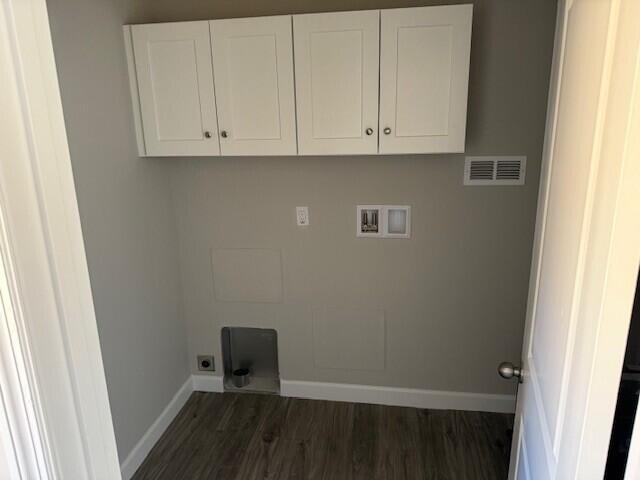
(132, 392, 513, 480)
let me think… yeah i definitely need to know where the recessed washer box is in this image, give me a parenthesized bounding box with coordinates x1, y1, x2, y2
(357, 205, 411, 238)
(356, 205, 383, 237)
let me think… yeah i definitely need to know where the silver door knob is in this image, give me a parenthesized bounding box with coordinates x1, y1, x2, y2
(220, 130, 228, 138)
(204, 131, 212, 138)
(383, 127, 392, 135)
(498, 362, 523, 382)
(365, 128, 374, 136)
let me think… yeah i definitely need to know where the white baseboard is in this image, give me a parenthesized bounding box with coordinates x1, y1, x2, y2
(280, 380, 516, 414)
(120, 376, 193, 479)
(119, 375, 223, 478)
(192, 374, 224, 392)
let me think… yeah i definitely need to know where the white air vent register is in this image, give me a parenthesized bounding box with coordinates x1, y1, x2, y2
(464, 156, 526, 186)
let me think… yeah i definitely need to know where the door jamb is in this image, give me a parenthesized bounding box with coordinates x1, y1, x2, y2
(0, 0, 121, 477)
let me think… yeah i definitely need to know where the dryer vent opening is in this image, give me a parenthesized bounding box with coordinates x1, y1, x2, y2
(221, 327, 280, 394)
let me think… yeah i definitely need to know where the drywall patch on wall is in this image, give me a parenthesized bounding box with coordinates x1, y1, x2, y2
(312, 306, 385, 370)
(211, 248, 283, 303)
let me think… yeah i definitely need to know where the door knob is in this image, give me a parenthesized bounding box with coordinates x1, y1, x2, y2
(498, 362, 523, 382)
(383, 127, 392, 135)
(204, 131, 212, 138)
(365, 127, 374, 136)
(220, 130, 229, 138)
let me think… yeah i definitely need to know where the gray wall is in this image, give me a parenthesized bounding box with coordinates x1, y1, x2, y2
(46, 0, 190, 461)
(131, 0, 557, 395)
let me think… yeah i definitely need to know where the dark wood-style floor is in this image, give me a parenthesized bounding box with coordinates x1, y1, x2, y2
(132, 392, 513, 480)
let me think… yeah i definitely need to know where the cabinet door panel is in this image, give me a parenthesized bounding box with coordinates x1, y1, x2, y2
(380, 5, 472, 154)
(211, 16, 297, 155)
(132, 21, 219, 156)
(293, 11, 379, 155)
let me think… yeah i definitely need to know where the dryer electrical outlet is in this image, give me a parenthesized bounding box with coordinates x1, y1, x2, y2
(197, 355, 215, 371)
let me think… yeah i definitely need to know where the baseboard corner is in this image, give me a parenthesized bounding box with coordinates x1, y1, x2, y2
(120, 376, 193, 480)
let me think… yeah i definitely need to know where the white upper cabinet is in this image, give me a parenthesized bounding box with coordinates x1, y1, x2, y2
(124, 6, 473, 157)
(210, 16, 297, 156)
(379, 5, 473, 154)
(293, 11, 380, 155)
(129, 21, 220, 156)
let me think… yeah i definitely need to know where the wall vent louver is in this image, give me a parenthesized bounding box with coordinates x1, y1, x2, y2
(464, 156, 526, 186)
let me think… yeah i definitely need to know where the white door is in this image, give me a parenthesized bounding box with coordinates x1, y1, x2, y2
(293, 10, 379, 155)
(210, 16, 297, 156)
(379, 5, 472, 154)
(132, 21, 220, 156)
(506, 1, 640, 479)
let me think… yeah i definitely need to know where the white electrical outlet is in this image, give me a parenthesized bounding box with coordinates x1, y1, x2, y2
(296, 206, 309, 226)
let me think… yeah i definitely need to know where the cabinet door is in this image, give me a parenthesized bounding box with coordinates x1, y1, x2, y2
(293, 11, 380, 155)
(131, 21, 219, 156)
(379, 5, 472, 154)
(211, 16, 297, 156)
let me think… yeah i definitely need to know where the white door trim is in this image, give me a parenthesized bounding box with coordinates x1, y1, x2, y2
(626, 387, 640, 480)
(0, 0, 121, 478)
(569, 0, 640, 474)
(0, 213, 52, 479)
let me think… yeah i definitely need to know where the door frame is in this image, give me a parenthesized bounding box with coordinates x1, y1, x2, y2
(2, 0, 639, 478)
(0, 0, 121, 478)
(509, 0, 640, 478)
